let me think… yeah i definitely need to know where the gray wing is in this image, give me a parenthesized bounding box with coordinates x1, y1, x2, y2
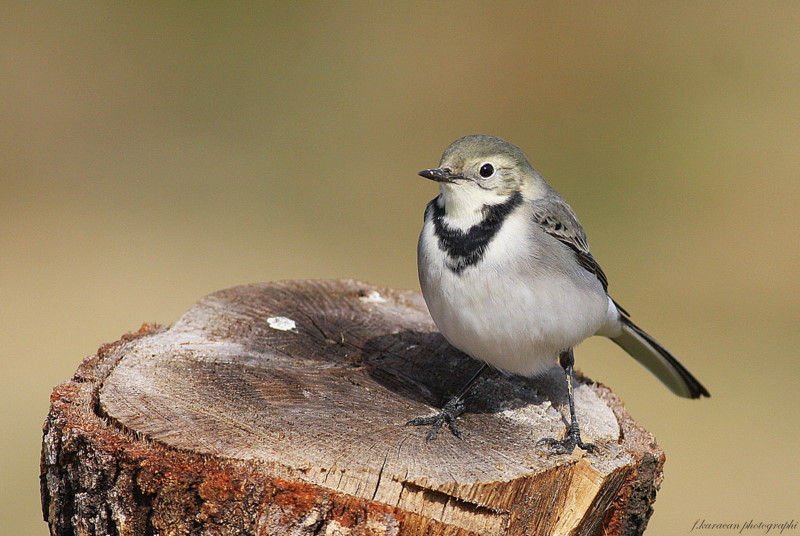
(530, 196, 610, 292)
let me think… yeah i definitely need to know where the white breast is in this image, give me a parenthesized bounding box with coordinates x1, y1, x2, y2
(418, 207, 613, 377)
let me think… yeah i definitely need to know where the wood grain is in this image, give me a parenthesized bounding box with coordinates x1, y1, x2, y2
(41, 279, 665, 535)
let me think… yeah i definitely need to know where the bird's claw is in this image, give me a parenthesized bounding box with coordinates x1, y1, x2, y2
(537, 425, 597, 454)
(406, 398, 466, 441)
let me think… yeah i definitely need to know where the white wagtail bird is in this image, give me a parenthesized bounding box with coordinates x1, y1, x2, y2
(407, 134, 709, 453)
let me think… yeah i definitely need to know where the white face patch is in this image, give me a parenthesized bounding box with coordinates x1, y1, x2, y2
(439, 183, 511, 229)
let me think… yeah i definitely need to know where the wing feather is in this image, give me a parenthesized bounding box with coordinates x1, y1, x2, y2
(530, 197, 609, 291)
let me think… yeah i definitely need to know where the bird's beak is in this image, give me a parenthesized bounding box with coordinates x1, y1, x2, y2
(418, 168, 464, 183)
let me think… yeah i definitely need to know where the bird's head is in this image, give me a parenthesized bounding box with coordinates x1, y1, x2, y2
(419, 135, 544, 211)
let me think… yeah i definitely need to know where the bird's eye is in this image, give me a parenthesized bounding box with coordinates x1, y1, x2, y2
(479, 163, 494, 178)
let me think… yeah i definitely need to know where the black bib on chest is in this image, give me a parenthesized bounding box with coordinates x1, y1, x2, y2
(430, 191, 523, 274)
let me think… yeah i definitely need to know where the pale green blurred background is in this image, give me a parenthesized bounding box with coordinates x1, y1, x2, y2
(2, 2, 798, 534)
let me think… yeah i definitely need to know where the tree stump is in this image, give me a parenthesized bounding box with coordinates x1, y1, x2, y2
(41, 279, 665, 536)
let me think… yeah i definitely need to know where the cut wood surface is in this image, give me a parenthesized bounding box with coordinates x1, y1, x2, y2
(41, 279, 665, 536)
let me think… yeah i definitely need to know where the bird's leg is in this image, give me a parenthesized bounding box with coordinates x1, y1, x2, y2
(406, 362, 488, 441)
(538, 349, 597, 454)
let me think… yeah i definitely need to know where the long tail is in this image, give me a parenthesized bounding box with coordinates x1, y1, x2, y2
(610, 315, 710, 398)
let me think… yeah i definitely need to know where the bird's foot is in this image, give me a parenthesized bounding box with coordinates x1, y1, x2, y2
(406, 397, 466, 441)
(537, 425, 597, 454)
